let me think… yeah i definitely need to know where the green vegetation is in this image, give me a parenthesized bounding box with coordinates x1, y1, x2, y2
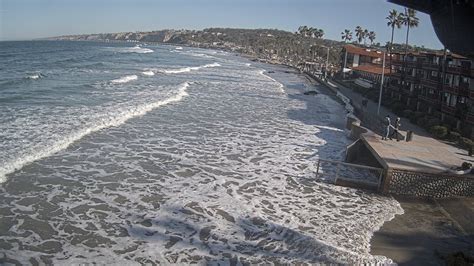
(429, 125, 448, 139)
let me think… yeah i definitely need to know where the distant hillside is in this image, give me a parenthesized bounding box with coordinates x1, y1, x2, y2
(47, 28, 440, 69)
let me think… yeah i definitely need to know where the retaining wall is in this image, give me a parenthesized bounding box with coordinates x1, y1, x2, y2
(386, 169, 474, 198)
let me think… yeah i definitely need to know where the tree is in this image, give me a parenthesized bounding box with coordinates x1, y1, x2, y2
(386, 9, 403, 74)
(298, 26, 309, 37)
(355, 26, 364, 44)
(368, 31, 376, 45)
(341, 29, 353, 43)
(316, 29, 324, 39)
(401, 8, 419, 64)
(363, 29, 369, 45)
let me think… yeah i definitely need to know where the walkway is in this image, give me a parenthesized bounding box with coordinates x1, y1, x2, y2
(326, 78, 472, 172)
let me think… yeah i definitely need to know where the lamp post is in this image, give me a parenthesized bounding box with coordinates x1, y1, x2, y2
(325, 46, 330, 79)
(377, 51, 386, 115)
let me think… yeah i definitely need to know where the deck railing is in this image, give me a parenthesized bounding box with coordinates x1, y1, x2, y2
(315, 158, 384, 190)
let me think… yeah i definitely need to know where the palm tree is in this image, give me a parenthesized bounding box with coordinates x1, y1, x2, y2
(341, 29, 353, 42)
(315, 29, 324, 39)
(355, 26, 364, 44)
(363, 29, 369, 45)
(399, 8, 419, 79)
(401, 8, 419, 64)
(386, 9, 403, 74)
(368, 31, 376, 45)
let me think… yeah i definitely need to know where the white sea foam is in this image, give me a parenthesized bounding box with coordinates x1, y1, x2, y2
(175, 46, 183, 50)
(259, 70, 285, 93)
(160, 62, 221, 74)
(26, 73, 43, 80)
(111, 75, 138, 84)
(128, 45, 154, 54)
(142, 70, 155, 76)
(0, 82, 191, 183)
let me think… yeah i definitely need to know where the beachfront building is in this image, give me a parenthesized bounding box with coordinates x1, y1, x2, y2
(340, 44, 391, 87)
(388, 51, 474, 137)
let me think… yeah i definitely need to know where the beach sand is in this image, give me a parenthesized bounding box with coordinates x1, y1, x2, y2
(370, 196, 474, 265)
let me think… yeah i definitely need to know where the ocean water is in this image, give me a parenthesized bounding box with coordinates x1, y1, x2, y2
(0, 41, 403, 264)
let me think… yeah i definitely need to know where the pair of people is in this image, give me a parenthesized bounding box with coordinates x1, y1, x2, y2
(382, 115, 401, 141)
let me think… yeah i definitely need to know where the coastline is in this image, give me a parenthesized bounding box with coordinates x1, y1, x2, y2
(299, 64, 474, 265)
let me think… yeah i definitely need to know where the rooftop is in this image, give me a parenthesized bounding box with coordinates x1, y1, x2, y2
(352, 64, 391, 75)
(344, 44, 385, 59)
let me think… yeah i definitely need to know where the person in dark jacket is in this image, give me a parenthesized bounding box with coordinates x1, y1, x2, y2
(390, 117, 401, 141)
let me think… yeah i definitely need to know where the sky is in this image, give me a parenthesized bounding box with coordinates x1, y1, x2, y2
(0, 0, 443, 49)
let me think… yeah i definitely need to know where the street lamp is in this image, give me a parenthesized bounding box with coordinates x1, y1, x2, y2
(377, 51, 386, 115)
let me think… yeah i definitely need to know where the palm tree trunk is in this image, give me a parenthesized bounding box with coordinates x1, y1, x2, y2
(389, 26, 395, 75)
(403, 25, 410, 80)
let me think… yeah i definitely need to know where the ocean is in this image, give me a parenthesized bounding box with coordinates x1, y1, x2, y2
(0, 41, 402, 264)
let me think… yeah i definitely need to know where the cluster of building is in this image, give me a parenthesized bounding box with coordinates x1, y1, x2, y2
(341, 44, 474, 138)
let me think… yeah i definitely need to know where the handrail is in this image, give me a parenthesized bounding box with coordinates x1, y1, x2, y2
(315, 158, 385, 190)
(317, 158, 383, 171)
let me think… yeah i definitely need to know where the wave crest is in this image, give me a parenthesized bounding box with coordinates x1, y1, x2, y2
(111, 75, 138, 84)
(0, 82, 191, 183)
(159, 63, 221, 74)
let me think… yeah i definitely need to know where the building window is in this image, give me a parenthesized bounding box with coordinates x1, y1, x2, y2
(443, 92, 450, 105)
(450, 95, 457, 107)
(462, 76, 470, 84)
(431, 71, 438, 77)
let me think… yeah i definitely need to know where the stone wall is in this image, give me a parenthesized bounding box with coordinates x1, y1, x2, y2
(386, 169, 474, 198)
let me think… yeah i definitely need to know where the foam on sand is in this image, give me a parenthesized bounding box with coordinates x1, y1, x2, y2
(111, 75, 138, 84)
(0, 82, 191, 183)
(259, 70, 285, 93)
(159, 62, 221, 74)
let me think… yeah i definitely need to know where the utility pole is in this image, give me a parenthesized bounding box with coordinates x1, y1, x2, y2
(343, 49, 348, 79)
(325, 46, 330, 79)
(377, 51, 386, 115)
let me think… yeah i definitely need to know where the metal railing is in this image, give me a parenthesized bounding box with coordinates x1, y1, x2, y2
(315, 158, 385, 189)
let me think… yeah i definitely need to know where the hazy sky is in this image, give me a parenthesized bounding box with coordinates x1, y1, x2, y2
(0, 0, 443, 49)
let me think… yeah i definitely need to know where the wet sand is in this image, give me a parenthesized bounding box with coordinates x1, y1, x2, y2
(370, 196, 474, 265)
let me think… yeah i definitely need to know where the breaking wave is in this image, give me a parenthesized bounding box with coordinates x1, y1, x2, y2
(159, 62, 221, 74)
(0, 82, 191, 183)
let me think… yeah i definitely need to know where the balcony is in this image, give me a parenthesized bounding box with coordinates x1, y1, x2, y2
(418, 94, 440, 105)
(443, 85, 459, 94)
(422, 62, 440, 71)
(466, 112, 474, 125)
(441, 104, 457, 116)
(422, 78, 440, 87)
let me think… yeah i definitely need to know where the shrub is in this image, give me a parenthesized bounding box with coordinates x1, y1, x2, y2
(461, 162, 472, 170)
(448, 131, 461, 141)
(430, 125, 448, 139)
(426, 118, 441, 129)
(458, 137, 474, 150)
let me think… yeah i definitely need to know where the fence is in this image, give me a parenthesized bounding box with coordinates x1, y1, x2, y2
(315, 159, 384, 190)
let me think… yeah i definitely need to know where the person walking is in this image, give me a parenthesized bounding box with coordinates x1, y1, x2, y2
(390, 117, 401, 141)
(382, 115, 391, 140)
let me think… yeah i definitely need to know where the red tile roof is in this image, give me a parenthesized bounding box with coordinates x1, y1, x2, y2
(344, 44, 385, 59)
(352, 64, 391, 75)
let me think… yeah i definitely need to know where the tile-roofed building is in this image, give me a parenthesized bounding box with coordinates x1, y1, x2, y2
(341, 44, 390, 84)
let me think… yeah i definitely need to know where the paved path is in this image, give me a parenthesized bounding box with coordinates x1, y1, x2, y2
(328, 79, 429, 136)
(326, 78, 472, 172)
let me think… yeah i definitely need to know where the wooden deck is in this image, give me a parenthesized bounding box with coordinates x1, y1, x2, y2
(362, 131, 473, 174)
